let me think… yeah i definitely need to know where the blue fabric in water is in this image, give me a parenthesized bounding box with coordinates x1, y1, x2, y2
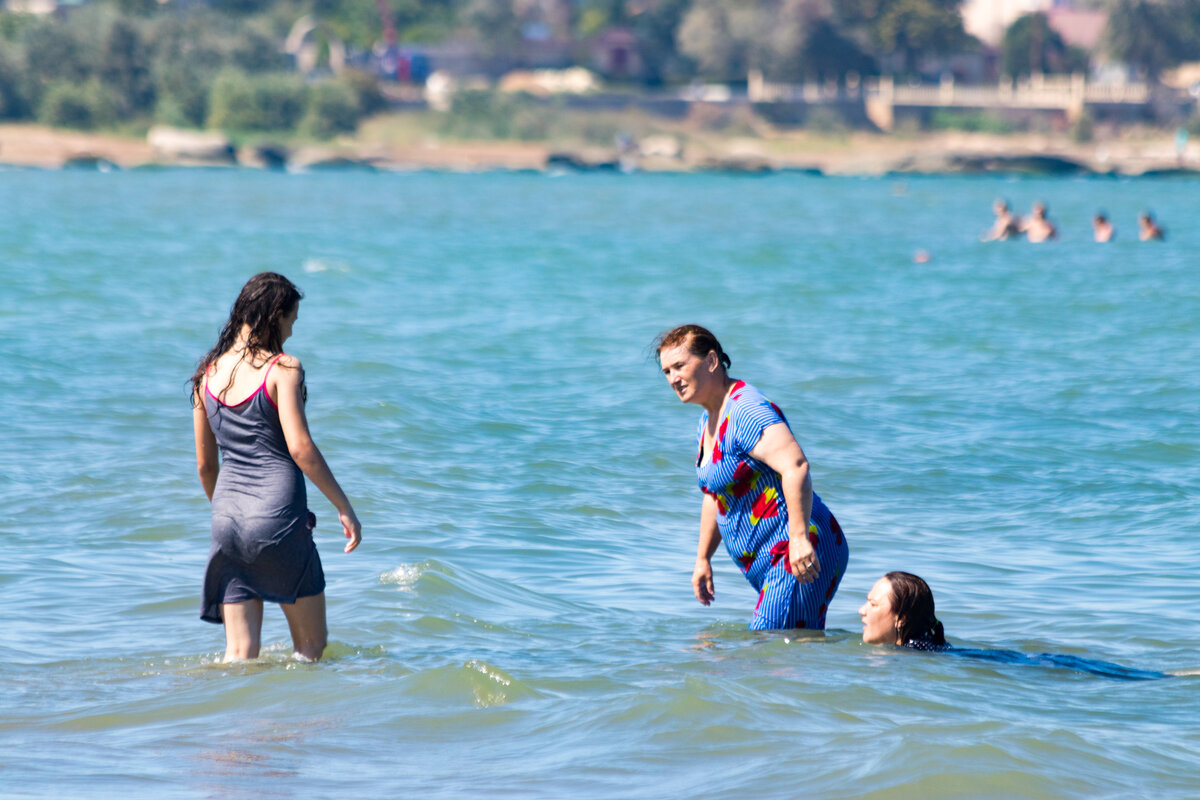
(906, 640, 1167, 681)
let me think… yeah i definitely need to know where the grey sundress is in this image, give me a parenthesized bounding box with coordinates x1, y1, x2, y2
(201, 355, 324, 623)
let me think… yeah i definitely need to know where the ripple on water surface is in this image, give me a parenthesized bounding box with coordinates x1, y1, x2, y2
(1, 171, 1198, 798)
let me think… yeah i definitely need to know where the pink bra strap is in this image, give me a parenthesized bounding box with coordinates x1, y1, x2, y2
(261, 353, 286, 389)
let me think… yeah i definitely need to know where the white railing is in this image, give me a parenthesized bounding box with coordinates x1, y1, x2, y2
(748, 71, 1153, 109)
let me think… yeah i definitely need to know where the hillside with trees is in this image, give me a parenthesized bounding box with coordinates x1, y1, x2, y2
(0, 0, 1197, 138)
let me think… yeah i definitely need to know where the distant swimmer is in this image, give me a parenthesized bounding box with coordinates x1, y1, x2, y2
(1092, 213, 1115, 242)
(1138, 212, 1165, 241)
(860, 572, 1170, 680)
(982, 199, 1022, 241)
(656, 324, 849, 631)
(1020, 201, 1057, 243)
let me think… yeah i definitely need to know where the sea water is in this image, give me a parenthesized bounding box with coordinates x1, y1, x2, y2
(0, 169, 1197, 798)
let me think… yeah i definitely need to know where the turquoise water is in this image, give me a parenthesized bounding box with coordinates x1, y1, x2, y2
(1, 169, 1197, 798)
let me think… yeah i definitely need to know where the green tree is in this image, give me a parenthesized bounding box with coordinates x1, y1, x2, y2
(1104, 0, 1191, 80)
(301, 79, 361, 138)
(834, 0, 969, 74)
(677, 0, 741, 79)
(462, 0, 523, 60)
(0, 48, 30, 119)
(98, 19, 156, 115)
(627, 0, 691, 84)
(38, 79, 118, 129)
(207, 70, 309, 131)
(1003, 13, 1089, 77)
(790, 17, 877, 82)
(231, 28, 290, 72)
(115, 0, 159, 16)
(22, 20, 90, 86)
(680, 0, 874, 83)
(677, 0, 790, 81)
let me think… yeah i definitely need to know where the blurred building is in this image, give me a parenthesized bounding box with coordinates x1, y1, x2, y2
(963, 0, 1108, 54)
(5, 0, 62, 12)
(962, 0, 1054, 46)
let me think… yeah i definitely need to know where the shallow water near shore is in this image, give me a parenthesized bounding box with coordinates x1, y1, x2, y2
(1, 170, 1198, 798)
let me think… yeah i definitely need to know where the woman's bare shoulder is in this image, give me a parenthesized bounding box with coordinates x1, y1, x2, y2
(273, 353, 304, 384)
(276, 352, 302, 370)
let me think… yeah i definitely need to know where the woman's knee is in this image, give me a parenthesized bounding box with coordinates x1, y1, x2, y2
(224, 635, 261, 661)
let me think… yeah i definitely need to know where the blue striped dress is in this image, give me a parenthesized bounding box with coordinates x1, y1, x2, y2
(696, 381, 849, 630)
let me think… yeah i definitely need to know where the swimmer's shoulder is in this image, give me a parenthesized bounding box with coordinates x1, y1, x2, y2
(270, 353, 305, 386)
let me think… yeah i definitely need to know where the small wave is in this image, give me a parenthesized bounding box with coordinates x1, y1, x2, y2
(463, 659, 528, 707)
(303, 258, 350, 273)
(380, 564, 423, 591)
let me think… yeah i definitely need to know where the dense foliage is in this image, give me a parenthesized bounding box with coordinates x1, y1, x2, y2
(0, 0, 1195, 136)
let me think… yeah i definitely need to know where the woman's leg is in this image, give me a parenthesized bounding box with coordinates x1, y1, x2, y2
(280, 593, 328, 661)
(222, 599, 264, 661)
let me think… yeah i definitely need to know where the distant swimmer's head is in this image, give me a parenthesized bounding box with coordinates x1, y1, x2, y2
(859, 572, 946, 649)
(1094, 213, 1108, 225)
(1033, 201, 1047, 219)
(654, 324, 731, 406)
(993, 198, 1010, 215)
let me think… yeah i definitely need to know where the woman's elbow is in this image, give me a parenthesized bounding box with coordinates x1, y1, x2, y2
(288, 440, 318, 468)
(197, 461, 219, 481)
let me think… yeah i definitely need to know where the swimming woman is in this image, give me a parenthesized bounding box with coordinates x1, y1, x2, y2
(656, 325, 849, 630)
(860, 572, 1167, 680)
(192, 272, 362, 662)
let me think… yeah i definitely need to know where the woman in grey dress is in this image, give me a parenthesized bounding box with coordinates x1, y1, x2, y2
(191, 272, 362, 662)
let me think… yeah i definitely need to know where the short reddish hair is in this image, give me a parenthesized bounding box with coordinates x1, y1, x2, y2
(654, 324, 731, 370)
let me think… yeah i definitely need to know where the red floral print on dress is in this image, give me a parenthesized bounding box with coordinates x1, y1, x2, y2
(712, 415, 728, 462)
(725, 461, 758, 498)
(750, 487, 779, 525)
(769, 539, 789, 567)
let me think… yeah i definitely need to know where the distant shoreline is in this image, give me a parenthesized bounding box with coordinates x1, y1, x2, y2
(2, 122, 1198, 177)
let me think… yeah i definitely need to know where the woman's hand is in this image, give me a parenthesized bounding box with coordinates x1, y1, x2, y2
(788, 531, 820, 584)
(692, 559, 715, 605)
(339, 508, 362, 553)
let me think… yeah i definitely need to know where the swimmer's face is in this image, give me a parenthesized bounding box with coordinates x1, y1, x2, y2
(859, 577, 900, 645)
(279, 302, 299, 343)
(659, 344, 718, 405)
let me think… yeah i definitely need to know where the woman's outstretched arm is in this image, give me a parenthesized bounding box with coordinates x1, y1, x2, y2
(272, 356, 362, 553)
(749, 423, 816, 583)
(693, 492, 722, 605)
(193, 390, 219, 501)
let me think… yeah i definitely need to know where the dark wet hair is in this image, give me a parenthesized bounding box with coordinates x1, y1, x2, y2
(653, 324, 731, 371)
(885, 571, 946, 649)
(191, 272, 302, 404)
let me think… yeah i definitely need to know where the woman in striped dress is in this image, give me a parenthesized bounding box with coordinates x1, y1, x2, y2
(656, 324, 849, 630)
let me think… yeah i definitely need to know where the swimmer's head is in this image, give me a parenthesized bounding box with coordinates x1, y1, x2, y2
(226, 272, 303, 353)
(993, 198, 1010, 214)
(192, 272, 303, 401)
(1033, 202, 1047, 218)
(859, 572, 945, 648)
(1094, 213, 1108, 225)
(655, 324, 731, 405)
